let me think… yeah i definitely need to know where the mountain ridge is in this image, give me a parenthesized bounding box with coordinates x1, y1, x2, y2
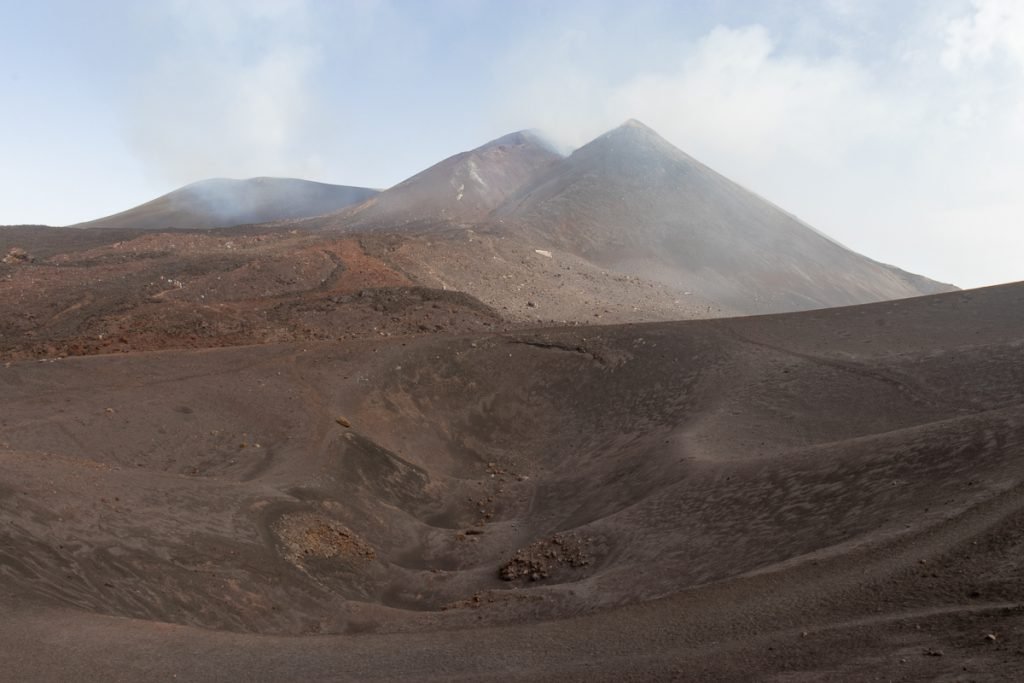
(321, 129, 564, 231)
(487, 118, 956, 311)
(71, 177, 379, 231)
(63, 120, 955, 316)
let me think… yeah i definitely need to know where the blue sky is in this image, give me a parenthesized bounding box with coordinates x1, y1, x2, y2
(2, 0, 1022, 289)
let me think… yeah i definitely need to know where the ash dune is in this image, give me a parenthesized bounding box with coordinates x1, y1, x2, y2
(1, 282, 1023, 680)
(71, 177, 379, 231)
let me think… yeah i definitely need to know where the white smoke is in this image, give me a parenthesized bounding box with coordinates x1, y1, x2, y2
(942, 0, 1024, 71)
(489, 2, 1024, 289)
(127, 0, 325, 185)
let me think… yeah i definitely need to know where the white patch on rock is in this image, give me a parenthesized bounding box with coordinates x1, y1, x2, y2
(467, 159, 487, 188)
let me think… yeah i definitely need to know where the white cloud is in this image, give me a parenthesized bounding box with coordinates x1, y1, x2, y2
(495, 23, 904, 167)
(942, 0, 1024, 71)
(127, 0, 324, 184)
(609, 26, 896, 167)
(492, 8, 1024, 288)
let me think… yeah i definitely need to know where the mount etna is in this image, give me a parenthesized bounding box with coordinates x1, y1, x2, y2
(1, 121, 1020, 681)
(1, 121, 954, 359)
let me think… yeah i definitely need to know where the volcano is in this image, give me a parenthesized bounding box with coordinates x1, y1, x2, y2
(491, 120, 955, 313)
(321, 130, 563, 231)
(71, 177, 379, 231)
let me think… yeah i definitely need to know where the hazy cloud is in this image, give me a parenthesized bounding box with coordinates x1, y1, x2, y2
(943, 0, 1024, 70)
(490, 3, 1024, 288)
(127, 0, 325, 184)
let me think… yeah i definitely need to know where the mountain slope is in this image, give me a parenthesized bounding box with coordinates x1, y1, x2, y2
(324, 131, 562, 231)
(72, 177, 379, 230)
(492, 119, 955, 313)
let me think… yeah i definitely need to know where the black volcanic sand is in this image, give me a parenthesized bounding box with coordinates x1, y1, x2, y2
(1, 283, 1023, 680)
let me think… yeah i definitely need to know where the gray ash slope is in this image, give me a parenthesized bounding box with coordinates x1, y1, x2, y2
(71, 177, 379, 231)
(489, 119, 955, 313)
(1, 281, 1023, 680)
(314, 130, 563, 231)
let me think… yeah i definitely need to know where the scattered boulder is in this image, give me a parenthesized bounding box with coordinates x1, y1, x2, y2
(2, 247, 31, 264)
(272, 512, 376, 566)
(499, 533, 591, 581)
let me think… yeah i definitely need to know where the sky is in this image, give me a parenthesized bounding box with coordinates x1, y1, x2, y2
(1, 0, 1022, 289)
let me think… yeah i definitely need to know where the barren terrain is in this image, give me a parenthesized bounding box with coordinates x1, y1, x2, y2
(0, 120, 1016, 680)
(0, 224, 724, 361)
(1, 280, 1022, 680)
